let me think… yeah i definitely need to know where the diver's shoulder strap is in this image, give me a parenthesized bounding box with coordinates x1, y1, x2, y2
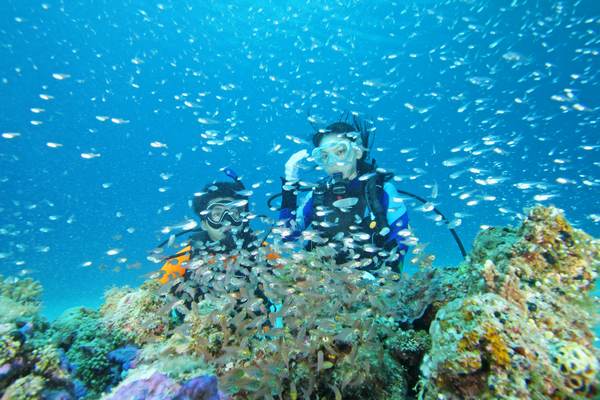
(280, 177, 299, 211)
(364, 171, 391, 230)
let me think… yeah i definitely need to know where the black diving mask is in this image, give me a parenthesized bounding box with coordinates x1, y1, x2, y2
(205, 200, 245, 228)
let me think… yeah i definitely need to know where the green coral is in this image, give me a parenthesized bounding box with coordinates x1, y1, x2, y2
(0, 276, 78, 399)
(31, 345, 70, 383)
(0, 275, 42, 307)
(49, 307, 125, 396)
(331, 343, 407, 399)
(0, 334, 21, 366)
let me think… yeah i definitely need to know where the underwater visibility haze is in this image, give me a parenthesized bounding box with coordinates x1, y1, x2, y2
(0, 0, 599, 399)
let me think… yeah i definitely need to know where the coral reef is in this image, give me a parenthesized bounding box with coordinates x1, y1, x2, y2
(0, 277, 133, 399)
(0, 275, 43, 325)
(0, 205, 597, 400)
(417, 206, 600, 399)
(100, 280, 170, 346)
(48, 307, 127, 397)
(155, 247, 419, 399)
(0, 275, 77, 399)
(1, 375, 46, 400)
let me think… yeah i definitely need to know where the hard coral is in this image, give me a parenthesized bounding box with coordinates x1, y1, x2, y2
(551, 340, 599, 396)
(0, 276, 79, 400)
(0, 275, 43, 307)
(0, 274, 43, 324)
(120, 246, 417, 399)
(418, 206, 600, 399)
(100, 281, 170, 346)
(421, 293, 538, 399)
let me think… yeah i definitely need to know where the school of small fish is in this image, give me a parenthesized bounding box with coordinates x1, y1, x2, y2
(0, 0, 596, 323)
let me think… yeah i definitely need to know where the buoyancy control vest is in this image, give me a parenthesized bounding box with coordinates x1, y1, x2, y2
(306, 171, 398, 270)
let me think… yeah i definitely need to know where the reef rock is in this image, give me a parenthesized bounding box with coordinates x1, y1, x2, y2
(418, 206, 599, 399)
(0, 205, 596, 400)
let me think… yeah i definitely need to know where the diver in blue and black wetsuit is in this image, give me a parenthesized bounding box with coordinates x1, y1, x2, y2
(278, 115, 410, 274)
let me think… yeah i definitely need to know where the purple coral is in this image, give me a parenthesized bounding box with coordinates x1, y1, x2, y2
(106, 372, 175, 399)
(108, 345, 139, 371)
(174, 375, 221, 400)
(105, 372, 227, 400)
(0, 357, 26, 387)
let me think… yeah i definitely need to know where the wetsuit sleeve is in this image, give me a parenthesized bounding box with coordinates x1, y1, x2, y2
(295, 191, 314, 231)
(278, 181, 313, 241)
(382, 182, 410, 258)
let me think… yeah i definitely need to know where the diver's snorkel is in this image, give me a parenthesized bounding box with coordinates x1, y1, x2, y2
(223, 166, 240, 182)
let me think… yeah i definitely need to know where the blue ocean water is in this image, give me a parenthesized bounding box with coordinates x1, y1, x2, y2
(0, 0, 598, 320)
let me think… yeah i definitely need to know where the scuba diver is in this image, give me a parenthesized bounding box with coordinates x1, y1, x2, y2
(158, 175, 256, 285)
(157, 170, 276, 321)
(279, 115, 410, 274)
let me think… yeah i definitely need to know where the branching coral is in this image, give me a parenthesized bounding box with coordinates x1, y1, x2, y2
(0, 275, 42, 308)
(1, 375, 46, 400)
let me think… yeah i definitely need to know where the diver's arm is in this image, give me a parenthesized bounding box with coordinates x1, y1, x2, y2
(280, 149, 310, 227)
(382, 182, 410, 257)
(279, 178, 298, 222)
(280, 191, 313, 241)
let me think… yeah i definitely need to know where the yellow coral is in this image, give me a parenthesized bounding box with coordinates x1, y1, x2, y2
(457, 354, 482, 371)
(457, 331, 479, 352)
(483, 325, 510, 368)
(0, 335, 21, 365)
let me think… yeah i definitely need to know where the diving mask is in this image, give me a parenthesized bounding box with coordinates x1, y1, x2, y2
(311, 140, 357, 167)
(205, 200, 245, 227)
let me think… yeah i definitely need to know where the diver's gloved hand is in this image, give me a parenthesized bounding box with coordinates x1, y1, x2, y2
(284, 149, 309, 183)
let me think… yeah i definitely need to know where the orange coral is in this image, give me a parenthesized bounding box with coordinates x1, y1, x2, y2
(483, 325, 510, 368)
(457, 331, 479, 352)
